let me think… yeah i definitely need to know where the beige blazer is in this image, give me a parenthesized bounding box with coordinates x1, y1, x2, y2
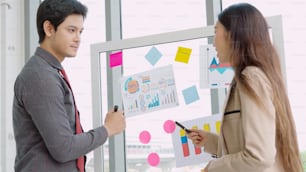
(204, 66, 285, 172)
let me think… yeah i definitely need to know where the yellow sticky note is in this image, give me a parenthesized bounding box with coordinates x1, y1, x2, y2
(215, 121, 221, 134)
(203, 123, 210, 132)
(175, 46, 192, 64)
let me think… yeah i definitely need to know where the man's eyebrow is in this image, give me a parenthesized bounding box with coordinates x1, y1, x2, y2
(67, 25, 77, 29)
(67, 25, 84, 31)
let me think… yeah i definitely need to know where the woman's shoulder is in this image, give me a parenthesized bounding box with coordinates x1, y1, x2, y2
(241, 66, 265, 77)
(241, 66, 270, 82)
(241, 66, 272, 91)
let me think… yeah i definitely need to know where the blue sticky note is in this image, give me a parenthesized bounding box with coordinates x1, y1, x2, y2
(182, 85, 200, 105)
(145, 46, 162, 66)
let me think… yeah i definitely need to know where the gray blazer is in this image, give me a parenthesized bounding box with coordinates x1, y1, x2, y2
(204, 67, 285, 172)
(13, 47, 108, 172)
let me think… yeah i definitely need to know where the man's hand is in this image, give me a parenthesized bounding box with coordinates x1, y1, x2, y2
(104, 109, 126, 136)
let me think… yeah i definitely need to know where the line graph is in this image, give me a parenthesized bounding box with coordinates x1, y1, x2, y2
(209, 57, 232, 74)
(200, 44, 234, 88)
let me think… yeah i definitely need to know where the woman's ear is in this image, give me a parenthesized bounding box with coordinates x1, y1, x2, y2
(43, 20, 55, 37)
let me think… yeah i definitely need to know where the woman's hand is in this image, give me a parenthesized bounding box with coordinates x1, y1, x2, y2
(187, 129, 208, 147)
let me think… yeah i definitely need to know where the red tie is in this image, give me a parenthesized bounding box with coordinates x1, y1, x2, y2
(60, 69, 85, 172)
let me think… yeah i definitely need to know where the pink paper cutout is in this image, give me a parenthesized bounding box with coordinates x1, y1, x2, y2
(147, 152, 160, 167)
(109, 51, 122, 68)
(139, 130, 151, 144)
(163, 120, 176, 134)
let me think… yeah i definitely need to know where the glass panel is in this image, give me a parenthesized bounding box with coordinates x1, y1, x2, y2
(122, 38, 212, 171)
(121, 0, 207, 38)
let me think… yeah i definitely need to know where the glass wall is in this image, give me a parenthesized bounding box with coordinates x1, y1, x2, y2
(119, 1, 215, 171)
(6, 0, 304, 172)
(80, 0, 306, 171)
(122, 39, 212, 171)
(121, 0, 207, 38)
(99, 36, 217, 171)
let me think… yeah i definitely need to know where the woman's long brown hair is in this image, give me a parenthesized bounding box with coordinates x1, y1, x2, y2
(218, 3, 303, 172)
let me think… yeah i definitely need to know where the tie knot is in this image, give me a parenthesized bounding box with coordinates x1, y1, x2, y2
(60, 69, 69, 83)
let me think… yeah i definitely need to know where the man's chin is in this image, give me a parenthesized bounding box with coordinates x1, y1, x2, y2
(66, 53, 77, 58)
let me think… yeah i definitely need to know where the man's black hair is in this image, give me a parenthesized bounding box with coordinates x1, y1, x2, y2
(36, 0, 88, 43)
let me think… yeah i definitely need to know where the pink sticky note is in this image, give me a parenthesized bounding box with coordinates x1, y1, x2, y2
(147, 152, 160, 167)
(109, 51, 122, 68)
(139, 130, 151, 144)
(163, 120, 176, 134)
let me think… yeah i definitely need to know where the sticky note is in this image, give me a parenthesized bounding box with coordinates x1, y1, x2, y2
(174, 46, 192, 64)
(109, 51, 122, 68)
(163, 120, 176, 134)
(139, 130, 151, 144)
(182, 85, 200, 105)
(145, 46, 162, 66)
(147, 153, 160, 167)
(216, 121, 221, 134)
(203, 123, 210, 131)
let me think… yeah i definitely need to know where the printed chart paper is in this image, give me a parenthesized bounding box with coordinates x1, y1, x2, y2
(199, 44, 234, 88)
(172, 114, 222, 167)
(121, 65, 179, 117)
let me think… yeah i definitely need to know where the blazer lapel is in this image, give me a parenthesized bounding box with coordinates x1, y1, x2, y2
(217, 79, 236, 156)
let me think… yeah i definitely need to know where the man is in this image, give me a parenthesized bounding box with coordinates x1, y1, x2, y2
(12, 0, 126, 171)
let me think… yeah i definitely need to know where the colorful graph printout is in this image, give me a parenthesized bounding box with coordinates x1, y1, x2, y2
(199, 44, 234, 88)
(171, 114, 222, 167)
(121, 65, 179, 117)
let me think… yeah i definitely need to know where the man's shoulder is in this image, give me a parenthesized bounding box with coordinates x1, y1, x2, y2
(17, 56, 59, 87)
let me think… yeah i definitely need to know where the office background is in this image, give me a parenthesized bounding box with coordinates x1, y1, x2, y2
(0, 0, 305, 171)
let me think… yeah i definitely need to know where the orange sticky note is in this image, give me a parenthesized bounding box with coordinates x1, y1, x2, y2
(174, 46, 192, 64)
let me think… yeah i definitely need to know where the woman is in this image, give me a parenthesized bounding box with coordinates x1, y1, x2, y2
(188, 3, 303, 172)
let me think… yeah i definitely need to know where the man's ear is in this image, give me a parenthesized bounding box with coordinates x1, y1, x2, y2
(43, 20, 55, 37)
(226, 31, 231, 41)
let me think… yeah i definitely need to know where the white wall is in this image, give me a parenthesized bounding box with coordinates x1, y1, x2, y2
(0, 0, 24, 172)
